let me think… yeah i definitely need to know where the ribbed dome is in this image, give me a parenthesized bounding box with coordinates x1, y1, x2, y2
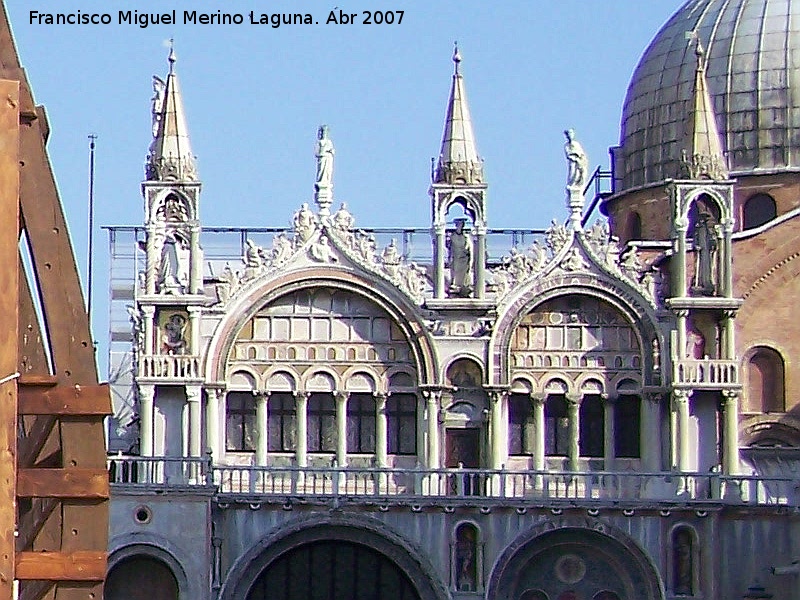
(616, 0, 800, 192)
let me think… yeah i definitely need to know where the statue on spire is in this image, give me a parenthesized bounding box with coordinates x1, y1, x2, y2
(564, 128, 589, 190)
(314, 125, 335, 215)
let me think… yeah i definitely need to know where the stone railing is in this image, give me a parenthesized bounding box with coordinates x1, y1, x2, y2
(138, 354, 202, 380)
(673, 359, 739, 388)
(108, 454, 212, 488)
(107, 456, 799, 507)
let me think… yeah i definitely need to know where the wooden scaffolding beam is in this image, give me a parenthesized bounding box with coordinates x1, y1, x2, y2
(0, 3, 111, 599)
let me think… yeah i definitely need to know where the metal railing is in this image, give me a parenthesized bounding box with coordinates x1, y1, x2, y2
(107, 456, 798, 506)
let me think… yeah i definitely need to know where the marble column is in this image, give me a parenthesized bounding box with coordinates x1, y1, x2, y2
(532, 394, 546, 471)
(139, 384, 155, 457)
(190, 224, 202, 294)
(475, 222, 486, 300)
(424, 390, 441, 469)
(603, 394, 616, 471)
(187, 306, 201, 356)
(566, 393, 581, 471)
(489, 390, 507, 470)
(673, 389, 692, 471)
(186, 385, 203, 458)
(722, 390, 740, 474)
(142, 305, 156, 356)
(674, 226, 688, 298)
(205, 387, 223, 461)
(255, 392, 269, 466)
(375, 393, 388, 468)
(295, 392, 309, 468)
(434, 223, 446, 299)
(335, 391, 349, 467)
(145, 224, 158, 295)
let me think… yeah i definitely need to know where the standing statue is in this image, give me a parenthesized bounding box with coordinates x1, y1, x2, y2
(448, 219, 473, 297)
(293, 203, 316, 244)
(564, 128, 589, 190)
(315, 125, 335, 187)
(157, 231, 186, 293)
(151, 76, 166, 138)
(693, 213, 717, 294)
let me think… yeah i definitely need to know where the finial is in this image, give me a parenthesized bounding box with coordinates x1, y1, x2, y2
(453, 41, 461, 74)
(168, 39, 176, 70)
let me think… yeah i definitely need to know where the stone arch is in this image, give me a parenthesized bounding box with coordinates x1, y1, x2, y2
(264, 368, 297, 392)
(668, 524, 700, 597)
(487, 519, 664, 600)
(205, 272, 437, 386)
(218, 514, 448, 600)
(445, 355, 484, 388)
(106, 537, 196, 599)
(302, 369, 339, 393)
(435, 190, 486, 228)
(680, 188, 730, 228)
(229, 369, 258, 390)
(740, 415, 800, 447)
(451, 520, 484, 592)
(152, 189, 194, 223)
(491, 274, 659, 388)
(343, 368, 379, 393)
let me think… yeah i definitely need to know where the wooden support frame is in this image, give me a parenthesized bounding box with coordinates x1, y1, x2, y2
(0, 3, 111, 598)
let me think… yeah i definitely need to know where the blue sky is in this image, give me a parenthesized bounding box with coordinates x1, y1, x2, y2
(6, 0, 682, 373)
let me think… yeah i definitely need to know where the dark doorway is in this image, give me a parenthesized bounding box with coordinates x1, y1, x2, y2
(446, 428, 481, 495)
(105, 555, 179, 600)
(246, 540, 421, 600)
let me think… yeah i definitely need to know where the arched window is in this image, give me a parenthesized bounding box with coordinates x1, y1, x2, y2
(307, 393, 336, 453)
(386, 394, 416, 454)
(746, 347, 785, 413)
(626, 211, 642, 240)
(226, 392, 255, 452)
(267, 393, 296, 452)
(614, 395, 641, 458)
(742, 193, 776, 230)
(453, 523, 479, 592)
(579, 394, 604, 458)
(545, 395, 569, 456)
(520, 591, 549, 600)
(509, 394, 535, 455)
(347, 393, 376, 453)
(672, 527, 697, 596)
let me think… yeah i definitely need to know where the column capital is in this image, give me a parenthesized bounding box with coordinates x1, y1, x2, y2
(673, 308, 689, 319)
(140, 305, 156, 316)
(485, 387, 509, 402)
(335, 390, 349, 401)
(187, 305, 202, 315)
(565, 393, 582, 406)
(644, 391, 665, 404)
(186, 385, 202, 402)
(421, 388, 442, 401)
(722, 309, 738, 320)
(721, 389, 740, 401)
(138, 384, 155, 401)
(601, 393, 618, 403)
(672, 389, 692, 405)
(531, 392, 546, 405)
(294, 391, 311, 400)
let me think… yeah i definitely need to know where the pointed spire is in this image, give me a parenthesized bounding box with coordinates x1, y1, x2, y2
(146, 43, 198, 182)
(434, 43, 483, 185)
(681, 36, 728, 180)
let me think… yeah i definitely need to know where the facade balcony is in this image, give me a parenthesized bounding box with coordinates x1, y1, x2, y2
(137, 354, 202, 381)
(673, 358, 739, 389)
(107, 455, 798, 508)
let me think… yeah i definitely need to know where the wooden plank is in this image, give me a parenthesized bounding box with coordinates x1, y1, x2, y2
(17, 415, 56, 468)
(0, 78, 20, 599)
(19, 375, 58, 387)
(17, 469, 108, 499)
(19, 384, 110, 416)
(16, 551, 105, 581)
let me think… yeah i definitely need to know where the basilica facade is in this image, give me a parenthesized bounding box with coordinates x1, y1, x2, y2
(105, 1, 800, 599)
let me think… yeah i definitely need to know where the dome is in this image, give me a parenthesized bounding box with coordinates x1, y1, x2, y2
(616, 0, 800, 192)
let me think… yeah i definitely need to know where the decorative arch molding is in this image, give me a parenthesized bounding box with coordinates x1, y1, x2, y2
(443, 353, 486, 387)
(674, 187, 733, 230)
(742, 250, 800, 300)
(486, 517, 665, 600)
(217, 513, 449, 600)
(434, 190, 486, 227)
(490, 273, 661, 387)
(204, 270, 438, 386)
(107, 534, 196, 599)
(147, 187, 197, 223)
